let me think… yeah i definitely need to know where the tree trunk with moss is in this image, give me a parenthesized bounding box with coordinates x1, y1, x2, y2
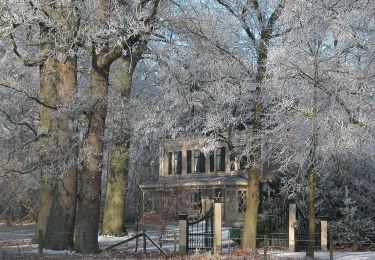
(239, 0, 285, 250)
(242, 39, 267, 249)
(102, 56, 138, 235)
(33, 22, 58, 244)
(306, 57, 319, 258)
(74, 1, 159, 252)
(102, 145, 128, 235)
(41, 2, 79, 249)
(306, 127, 318, 258)
(74, 50, 111, 253)
(44, 55, 78, 249)
(242, 166, 261, 249)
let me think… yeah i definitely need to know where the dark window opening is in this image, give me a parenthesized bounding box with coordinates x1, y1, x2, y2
(174, 151, 182, 174)
(210, 152, 214, 172)
(199, 152, 206, 173)
(194, 150, 206, 173)
(187, 150, 192, 174)
(168, 152, 172, 175)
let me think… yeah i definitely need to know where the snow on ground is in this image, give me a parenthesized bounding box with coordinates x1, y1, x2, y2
(1, 224, 375, 259)
(271, 251, 375, 259)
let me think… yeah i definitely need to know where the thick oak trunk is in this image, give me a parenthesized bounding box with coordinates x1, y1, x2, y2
(74, 53, 109, 253)
(102, 145, 128, 235)
(102, 57, 136, 236)
(242, 42, 267, 250)
(242, 167, 261, 249)
(33, 25, 58, 244)
(44, 56, 78, 249)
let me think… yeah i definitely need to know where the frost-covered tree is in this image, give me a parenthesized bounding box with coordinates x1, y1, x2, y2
(131, 0, 289, 249)
(264, 0, 375, 256)
(1, 0, 161, 252)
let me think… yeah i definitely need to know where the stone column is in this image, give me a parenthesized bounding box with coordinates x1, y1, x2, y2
(233, 157, 238, 172)
(178, 213, 188, 253)
(213, 198, 222, 252)
(321, 220, 328, 250)
(182, 149, 187, 175)
(288, 203, 296, 252)
(159, 145, 164, 176)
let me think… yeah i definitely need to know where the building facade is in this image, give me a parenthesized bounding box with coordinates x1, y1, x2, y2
(140, 137, 278, 227)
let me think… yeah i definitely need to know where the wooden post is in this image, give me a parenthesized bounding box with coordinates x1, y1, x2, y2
(173, 231, 177, 256)
(143, 229, 146, 254)
(213, 236, 217, 255)
(228, 231, 230, 253)
(38, 229, 43, 255)
(178, 213, 188, 253)
(288, 203, 296, 252)
(82, 231, 86, 254)
(320, 220, 328, 250)
(330, 232, 333, 260)
(135, 218, 139, 252)
(213, 197, 222, 252)
(263, 234, 268, 259)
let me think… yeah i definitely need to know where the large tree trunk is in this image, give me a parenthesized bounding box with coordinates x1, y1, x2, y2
(73, 0, 158, 251)
(306, 64, 319, 258)
(242, 167, 261, 249)
(42, 1, 79, 248)
(242, 41, 267, 250)
(44, 56, 78, 249)
(74, 52, 110, 253)
(306, 129, 318, 258)
(102, 145, 128, 235)
(102, 57, 138, 236)
(307, 162, 315, 258)
(33, 24, 58, 245)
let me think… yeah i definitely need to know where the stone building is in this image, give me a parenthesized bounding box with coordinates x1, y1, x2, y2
(140, 137, 278, 227)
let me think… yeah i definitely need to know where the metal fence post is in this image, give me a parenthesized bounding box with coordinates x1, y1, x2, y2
(228, 231, 230, 253)
(143, 229, 146, 254)
(82, 231, 86, 254)
(173, 231, 177, 256)
(263, 234, 269, 259)
(38, 229, 43, 255)
(330, 232, 333, 260)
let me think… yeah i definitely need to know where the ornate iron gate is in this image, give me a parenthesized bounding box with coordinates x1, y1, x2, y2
(267, 208, 289, 248)
(187, 206, 214, 252)
(295, 208, 321, 251)
(257, 205, 289, 249)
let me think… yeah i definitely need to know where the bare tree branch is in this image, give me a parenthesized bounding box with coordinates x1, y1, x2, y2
(10, 33, 47, 67)
(216, 0, 256, 43)
(0, 108, 37, 136)
(0, 83, 57, 110)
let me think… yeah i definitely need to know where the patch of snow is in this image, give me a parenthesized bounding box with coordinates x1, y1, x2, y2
(271, 251, 375, 260)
